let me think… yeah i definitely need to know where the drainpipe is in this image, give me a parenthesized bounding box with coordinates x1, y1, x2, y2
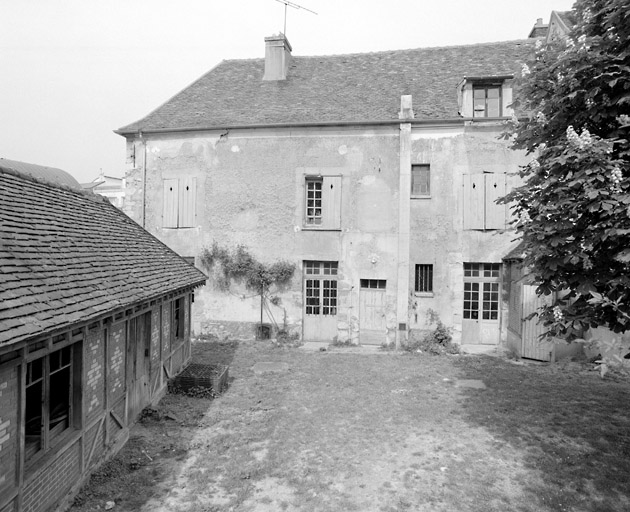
(396, 95, 414, 349)
(139, 131, 147, 228)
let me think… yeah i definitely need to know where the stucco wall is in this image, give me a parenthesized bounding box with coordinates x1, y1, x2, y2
(408, 123, 527, 343)
(126, 126, 402, 342)
(124, 122, 527, 345)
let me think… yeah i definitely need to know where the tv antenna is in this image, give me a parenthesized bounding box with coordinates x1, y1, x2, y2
(274, 0, 317, 37)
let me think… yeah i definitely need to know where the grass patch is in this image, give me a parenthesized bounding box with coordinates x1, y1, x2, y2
(70, 340, 630, 512)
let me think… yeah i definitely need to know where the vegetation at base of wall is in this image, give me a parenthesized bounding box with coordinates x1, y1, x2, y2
(273, 328, 302, 347)
(404, 310, 458, 355)
(500, 0, 630, 338)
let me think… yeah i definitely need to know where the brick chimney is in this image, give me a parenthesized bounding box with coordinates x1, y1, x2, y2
(263, 33, 292, 81)
(528, 18, 549, 38)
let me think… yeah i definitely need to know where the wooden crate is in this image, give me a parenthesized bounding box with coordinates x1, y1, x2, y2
(174, 363, 229, 393)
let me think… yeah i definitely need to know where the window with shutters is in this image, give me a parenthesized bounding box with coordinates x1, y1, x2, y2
(163, 177, 196, 228)
(304, 176, 342, 230)
(411, 165, 430, 197)
(462, 173, 506, 230)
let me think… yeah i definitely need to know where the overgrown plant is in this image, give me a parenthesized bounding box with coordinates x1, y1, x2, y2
(199, 242, 296, 334)
(404, 310, 458, 355)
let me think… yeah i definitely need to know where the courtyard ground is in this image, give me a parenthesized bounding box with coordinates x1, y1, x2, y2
(70, 339, 630, 512)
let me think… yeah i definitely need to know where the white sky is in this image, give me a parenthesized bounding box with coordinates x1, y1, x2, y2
(0, 0, 575, 183)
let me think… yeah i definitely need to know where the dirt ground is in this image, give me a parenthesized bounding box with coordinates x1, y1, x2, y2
(69, 339, 630, 512)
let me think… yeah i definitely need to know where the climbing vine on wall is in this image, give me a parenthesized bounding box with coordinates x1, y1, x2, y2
(199, 242, 296, 332)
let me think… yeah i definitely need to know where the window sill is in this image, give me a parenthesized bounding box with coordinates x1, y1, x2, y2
(301, 227, 342, 232)
(411, 195, 431, 200)
(414, 292, 434, 298)
(24, 427, 82, 478)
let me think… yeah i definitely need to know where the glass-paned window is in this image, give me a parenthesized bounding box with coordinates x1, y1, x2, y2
(305, 178, 323, 225)
(463, 282, 480, 319)
(473, 85, 501, 118)
(411, 165, 430, 196)
(360, 279, 386, 289)
(304, 261, 338, 316)
(25, 344, 78, 462)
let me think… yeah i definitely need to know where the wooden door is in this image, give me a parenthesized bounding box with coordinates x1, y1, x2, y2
(359, 279, 387, 345)
(521, 285, 554, 361)
(127, 312, 151, 421)
(303, 261, 338, 341)
(462, 263, 500, 345)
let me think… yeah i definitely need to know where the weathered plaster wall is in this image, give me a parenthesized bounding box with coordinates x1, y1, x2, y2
(126, 126, 402, 341)
(408, 123, 528, 343)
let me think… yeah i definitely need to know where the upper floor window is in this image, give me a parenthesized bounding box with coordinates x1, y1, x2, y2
(458, 76, 513, 118)
(463, 173, 506, 230)
(304, 176, 341, 230)
(411, 165, 430, 197)
(473, 85, 501, 118)
(163, 177, 196, 228)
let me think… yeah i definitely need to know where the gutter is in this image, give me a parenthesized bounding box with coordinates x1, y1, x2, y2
(114, 117, 511, 137)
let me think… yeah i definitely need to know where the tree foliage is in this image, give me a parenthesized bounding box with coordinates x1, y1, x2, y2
(503, 0, 630, 337)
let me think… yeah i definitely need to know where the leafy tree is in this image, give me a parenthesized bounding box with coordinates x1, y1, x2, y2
(199, 242, 295, 333)
(503, 0, 630, 338)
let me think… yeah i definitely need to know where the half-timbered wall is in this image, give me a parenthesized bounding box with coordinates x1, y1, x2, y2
(0, 291, 194, 512)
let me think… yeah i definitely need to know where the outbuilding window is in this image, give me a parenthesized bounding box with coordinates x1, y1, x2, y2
(25, 341, 81, 462)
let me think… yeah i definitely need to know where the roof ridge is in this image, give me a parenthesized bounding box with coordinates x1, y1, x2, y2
(218, 38, 534, 62)
(0, 166, 108, 204)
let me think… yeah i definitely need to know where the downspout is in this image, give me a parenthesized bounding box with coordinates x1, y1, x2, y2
(396, 95, 414, 349)
(139, 131, 147, 228)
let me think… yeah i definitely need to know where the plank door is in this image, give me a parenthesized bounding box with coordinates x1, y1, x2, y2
(126, 312, 151, 421)
(359, 279, 387, 345)
(462, 263, 501, 345)
(521, 285, 554, 361)
(303, 261, 338, 341)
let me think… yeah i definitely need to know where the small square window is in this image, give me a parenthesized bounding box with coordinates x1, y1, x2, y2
(411, 165, 430, 197)
(415, 264, 433, 293)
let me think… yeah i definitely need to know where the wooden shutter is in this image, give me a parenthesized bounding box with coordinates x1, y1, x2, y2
(163, 179, 179, 228)
(463, 174, 484, 229)
(322, 176, 342, 229)
(485, 174, 506, 229)
(179, 177, 196, 228)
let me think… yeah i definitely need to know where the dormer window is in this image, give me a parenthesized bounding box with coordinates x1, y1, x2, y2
(473, 84, 501, 118)
(458, 76, 513, 118)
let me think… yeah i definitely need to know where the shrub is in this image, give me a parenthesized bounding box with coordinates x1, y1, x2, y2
(405, 310, 459, 355)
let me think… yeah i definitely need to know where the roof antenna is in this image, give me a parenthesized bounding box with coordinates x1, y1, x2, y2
(274, 0, 317, 37)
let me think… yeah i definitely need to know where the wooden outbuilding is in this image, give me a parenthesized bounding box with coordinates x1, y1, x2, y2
(0, 166, 206, 512)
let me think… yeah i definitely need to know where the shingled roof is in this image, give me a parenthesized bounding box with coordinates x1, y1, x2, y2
(0, 157, 80, 189)
(0, 167, 206, 346)
(116, 39, 535, 134)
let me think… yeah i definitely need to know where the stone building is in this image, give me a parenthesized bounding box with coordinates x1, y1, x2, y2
(0, 166, 205, 512)
(116, 26, 548, 348)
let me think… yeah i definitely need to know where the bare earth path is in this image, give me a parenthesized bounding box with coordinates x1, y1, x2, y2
(71, 340, 630, 512)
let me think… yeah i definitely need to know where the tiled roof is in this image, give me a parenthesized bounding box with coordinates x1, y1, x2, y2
(0, 158, 80, 189)
(117, 39, 535, 134)
(0, 167, 207, 346)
